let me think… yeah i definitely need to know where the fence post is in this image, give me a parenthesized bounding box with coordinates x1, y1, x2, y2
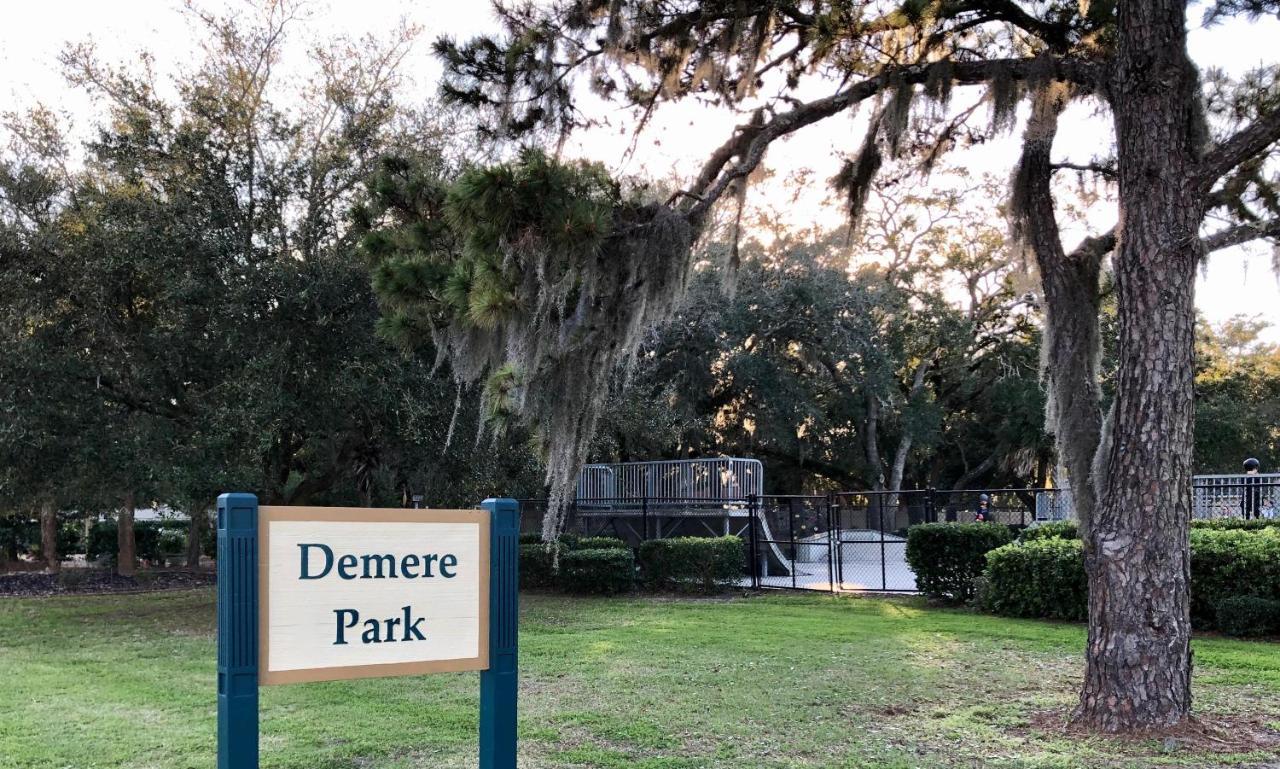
(879, 500, 888, 592)
(642, 493, 649, 542)
(479, 498, 519, 769)
(216, 492, 259, 769)
(747, 494, 759, 589)
(925, 487, 937, 523)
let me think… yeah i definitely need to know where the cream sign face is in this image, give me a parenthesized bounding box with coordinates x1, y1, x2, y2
(258, 507, 490, 685)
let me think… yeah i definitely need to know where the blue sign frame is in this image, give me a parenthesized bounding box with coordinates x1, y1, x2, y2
(216, 493, 519, 768)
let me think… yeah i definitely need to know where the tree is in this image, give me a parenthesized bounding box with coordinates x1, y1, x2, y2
(1194, 315, 1280, 471)
(429, 0, 1280, 731)
(0, 2, 546, 566)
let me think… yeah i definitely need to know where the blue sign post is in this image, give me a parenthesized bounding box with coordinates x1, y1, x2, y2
(480, 498, 519, 769)
(215, 494, 519, 768)
(216, 492, 259, 769)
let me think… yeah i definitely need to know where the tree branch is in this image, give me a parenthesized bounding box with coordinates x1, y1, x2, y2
(684, 56, 1102, 224)
(1203, 218, 1280, 252)
(1197, 107, 1280, 192)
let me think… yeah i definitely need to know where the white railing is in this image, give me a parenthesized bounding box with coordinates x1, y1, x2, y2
(575, 457, 764, 502)
(1192, 473, 1280, 519)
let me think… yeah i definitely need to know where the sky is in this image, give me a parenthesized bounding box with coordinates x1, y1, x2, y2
(1, 0, 1277, 341)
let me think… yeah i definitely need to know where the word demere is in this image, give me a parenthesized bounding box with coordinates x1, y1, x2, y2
(295, 543, 461, 646)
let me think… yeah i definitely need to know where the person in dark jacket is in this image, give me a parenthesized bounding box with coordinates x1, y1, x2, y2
(974, 493, 993, 523)
(1243, 458, 1263, 520)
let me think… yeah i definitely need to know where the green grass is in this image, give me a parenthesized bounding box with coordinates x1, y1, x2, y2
(2, 589, 1279, 768)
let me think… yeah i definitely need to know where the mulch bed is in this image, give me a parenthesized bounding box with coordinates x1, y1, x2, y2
(1028, 708, 1280, 754)
(0, 569, 215, 597)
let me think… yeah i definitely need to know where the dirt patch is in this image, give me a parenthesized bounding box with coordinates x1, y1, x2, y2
(1026, 708, 1280, 754)
(0, 569, 215, 597)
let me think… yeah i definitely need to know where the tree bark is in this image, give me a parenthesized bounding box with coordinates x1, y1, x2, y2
(40, 500, 59, 574)
(117, 491, 137, 577)
(1073, 0, 1202, 731)
(186, 508, 204, 569)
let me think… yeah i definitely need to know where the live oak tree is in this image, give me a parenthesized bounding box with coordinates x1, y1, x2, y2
(0, 3, 545, 568)
(426, 0, 1280, 731)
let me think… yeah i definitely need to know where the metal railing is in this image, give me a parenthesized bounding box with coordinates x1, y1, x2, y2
(575, 457, 764, 502)
(1192, 474, 1280, 519)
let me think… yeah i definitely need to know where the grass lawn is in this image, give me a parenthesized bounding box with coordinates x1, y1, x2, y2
(2, 589, 1279, 768)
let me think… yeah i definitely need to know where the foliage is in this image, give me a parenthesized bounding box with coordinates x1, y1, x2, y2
(1216, 595, 1280, 637)
(519, 543, 561, 589)
(361, 147, 696, 539)
(905, 523, 1015, 603)
(637, 536, 745, 593)
(1190, 517, 1280, 531)
(976, 529, 1280, 627)
(979, 539, 1088, 621)
(557, 548, 635, 595)
(569, 537, 628, 551)
(1189, 528, 1280, 627)
(1195, 316, 1280, 472)
(1018, 522, 1079, 541)
(0, 5, 544, 529)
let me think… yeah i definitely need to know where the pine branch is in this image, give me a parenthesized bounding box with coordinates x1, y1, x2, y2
(1197, 106, 1280, 192)
(686, 56, 1101, 224)
(1202, 218, 1280, 251)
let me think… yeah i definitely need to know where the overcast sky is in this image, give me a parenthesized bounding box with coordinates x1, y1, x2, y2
(2, 0, 1277, 341)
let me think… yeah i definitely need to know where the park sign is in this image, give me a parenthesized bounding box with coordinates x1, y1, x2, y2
(216, 494, 518, 769)
(260, 506, 489, 684)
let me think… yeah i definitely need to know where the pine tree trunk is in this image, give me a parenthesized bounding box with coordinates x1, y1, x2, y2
(1074, 0, 1202, 731)
(40, 500, 59, 574)
(186, 508, 204, 569)
(117, 491, 137, 577)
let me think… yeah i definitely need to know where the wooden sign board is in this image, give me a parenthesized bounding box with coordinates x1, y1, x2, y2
(258, 506, 490, 685)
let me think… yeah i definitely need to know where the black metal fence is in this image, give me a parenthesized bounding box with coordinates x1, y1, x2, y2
(516, 487, 1071, 595)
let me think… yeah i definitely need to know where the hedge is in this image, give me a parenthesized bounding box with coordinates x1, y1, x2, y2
(559, 548, 635, 595)
(905, 523, 1015, 602)
(1217, 596, 1280, 637)
(1189, 528, 1280, 627)
(637, 536, 744, 593)
(979, 538, 1088, 620)
(974, 527, 1280, 627)
(1190, 518, 1280, 532)
(571, 536, 628, 551)
(518, 543, 561, 589)
(1018, 521, 1078, 541)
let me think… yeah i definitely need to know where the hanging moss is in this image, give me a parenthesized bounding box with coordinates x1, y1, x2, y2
(883, 79, 915, 157)
(987, 62, 1022, 135)
(834, 113, 885, 226)
(362, 149, 696, 540)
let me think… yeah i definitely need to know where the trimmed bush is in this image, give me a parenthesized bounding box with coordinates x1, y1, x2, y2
(1216, 595, 1280, 637)
(1189, 528, 1280, 627)
(570, 536, 628, 551)
(518, 543, 561, 589)
(905, 523, 1015, 603)
(559, 548, 634, 595)
(637, 536, 744, 593)
(980, 538, 1088, 620)
(1018, 521, 1078, 541)
(1191, 518, 1280, 532)
(518, 532, 544, 545)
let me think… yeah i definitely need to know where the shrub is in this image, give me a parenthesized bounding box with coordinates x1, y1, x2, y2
(1018, 521, 1078, 541)
(570, 536, 628, 551)
(1216, 595, 1280, 637)
(637, 536, 744, 593)
(1189, 528, 1280, 627)
(86, 522, 165, 564)
(559, 548, 634, 595)
(518, 532, 544, 545)
(1191, 518, 1280, 532)
(905, 523, 1015, 603)
(980, 538, 1088, 621)
(518, 543, 561, 589)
